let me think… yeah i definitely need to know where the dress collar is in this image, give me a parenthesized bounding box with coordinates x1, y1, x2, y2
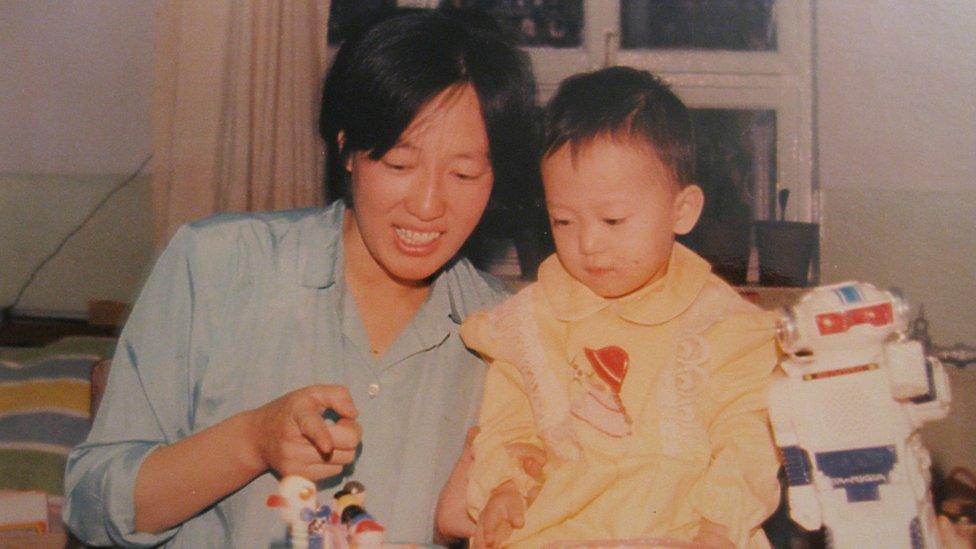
(538, 243, 712, 326)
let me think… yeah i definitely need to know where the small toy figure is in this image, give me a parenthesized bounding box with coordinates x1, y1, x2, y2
(268, 478, 385, 549)
(334, 481, 385, 546)
(266, 475, 319, 549)
(769, 282, 951, 548)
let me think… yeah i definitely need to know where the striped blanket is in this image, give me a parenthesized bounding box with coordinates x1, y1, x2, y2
(0, 337, 115, 496)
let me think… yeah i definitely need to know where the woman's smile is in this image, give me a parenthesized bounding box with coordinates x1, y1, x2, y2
(394, 226, 444, 255)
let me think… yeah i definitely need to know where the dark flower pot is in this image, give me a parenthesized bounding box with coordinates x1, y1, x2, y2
(754, 221, 819, 287)
(688, 217, 752, 286)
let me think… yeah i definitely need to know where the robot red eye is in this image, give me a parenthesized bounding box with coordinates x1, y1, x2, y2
(851, 303, 892, 326)
(816, 313, 845, 335)
(816, 303, 893, 335)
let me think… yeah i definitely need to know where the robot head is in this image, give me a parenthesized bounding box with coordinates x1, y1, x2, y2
(777, 282, 910, 357)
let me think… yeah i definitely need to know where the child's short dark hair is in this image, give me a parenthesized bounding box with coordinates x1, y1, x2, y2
(319, 8, 538, 210)
(543, 66, 694, 187)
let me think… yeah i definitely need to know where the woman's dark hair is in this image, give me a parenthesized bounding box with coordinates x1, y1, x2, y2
(543, 66, 695, 187)
(319, 8, 539, 213)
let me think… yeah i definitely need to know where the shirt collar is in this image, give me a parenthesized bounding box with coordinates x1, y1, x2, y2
(301, 201, 463, 350)
(362, 268, 463, 368)
(300, 201, 345, 289)
(538, 243, 712, 326)
(412, 271, 461, 351)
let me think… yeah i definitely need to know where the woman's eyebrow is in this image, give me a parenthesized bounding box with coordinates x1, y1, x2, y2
(389, 141, 419, 151)
(391, 136, 488, 160)
(452, 151, 490, 161)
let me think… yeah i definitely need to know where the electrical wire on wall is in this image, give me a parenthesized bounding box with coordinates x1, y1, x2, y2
(1, 154, 153, 325)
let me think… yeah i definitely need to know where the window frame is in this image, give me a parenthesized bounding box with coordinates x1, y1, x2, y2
(525, 0, 816, 223)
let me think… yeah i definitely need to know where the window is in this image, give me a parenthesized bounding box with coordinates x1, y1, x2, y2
(517, 1, 814, 223)
(621, 0, 776, 51)
(327, 1, 815, 283)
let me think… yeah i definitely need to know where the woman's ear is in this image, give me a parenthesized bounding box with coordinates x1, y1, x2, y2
(672, 184, 704, 236)
(337, 131, 352, 172)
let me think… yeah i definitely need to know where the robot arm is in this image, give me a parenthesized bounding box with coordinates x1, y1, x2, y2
(885, 339, 952, 425)
(787, 492, 823, 532)
(768, 377, 823, 531)
(782, 453, 823, 532)
(906, 357, 952, 426)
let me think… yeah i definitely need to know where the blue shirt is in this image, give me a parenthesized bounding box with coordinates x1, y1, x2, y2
(64, 202, 508, 547)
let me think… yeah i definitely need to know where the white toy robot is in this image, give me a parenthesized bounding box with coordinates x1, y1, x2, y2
(769, 282, 951, 548)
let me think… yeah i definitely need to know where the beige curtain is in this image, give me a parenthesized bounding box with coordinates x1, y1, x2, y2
(153, 0, 331, 249)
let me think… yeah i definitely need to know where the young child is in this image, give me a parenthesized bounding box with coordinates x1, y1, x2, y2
(461, 66, 781, 548)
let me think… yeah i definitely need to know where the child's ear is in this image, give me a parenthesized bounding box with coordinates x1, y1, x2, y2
(672, 184, 704, 236)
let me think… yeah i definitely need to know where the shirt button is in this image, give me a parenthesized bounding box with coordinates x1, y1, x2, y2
(367, 383, 381, 398)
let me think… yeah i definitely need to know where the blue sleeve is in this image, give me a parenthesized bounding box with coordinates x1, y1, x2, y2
(63, 225, 209, 547)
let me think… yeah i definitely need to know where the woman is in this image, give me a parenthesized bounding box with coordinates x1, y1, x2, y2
(64, 9, 537, 547)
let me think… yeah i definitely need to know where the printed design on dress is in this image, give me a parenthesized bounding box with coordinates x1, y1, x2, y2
(570, 345, 633, 437)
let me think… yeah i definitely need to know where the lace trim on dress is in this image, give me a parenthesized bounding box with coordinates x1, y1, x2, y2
(657, 283, 757, 455)
(485, 286, 581, 460)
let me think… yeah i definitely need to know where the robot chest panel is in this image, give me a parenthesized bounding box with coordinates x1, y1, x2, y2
(791, 372, 904, 450)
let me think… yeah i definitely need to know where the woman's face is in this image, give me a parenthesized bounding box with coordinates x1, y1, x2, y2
(345, 84, 493, 284)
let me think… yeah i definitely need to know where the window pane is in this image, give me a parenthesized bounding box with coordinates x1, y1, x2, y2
(678, 109, 776, 284)
(464, 0, 583, 48)
(621, 0, 777, 51)
(328, 0, 583, 48)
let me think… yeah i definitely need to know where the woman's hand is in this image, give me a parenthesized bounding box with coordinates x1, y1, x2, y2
(245, 384, 361, 480)
(134, 385, 359, 534)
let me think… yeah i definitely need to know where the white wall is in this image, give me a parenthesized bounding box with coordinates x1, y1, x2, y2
(0, 0, 155, 315)
(0, 0, 155, 172)
(816, 0, 976, 472)
(817, 1, 975, 195)
(816, 1, 976, 344)
(0, 174, 153, 317)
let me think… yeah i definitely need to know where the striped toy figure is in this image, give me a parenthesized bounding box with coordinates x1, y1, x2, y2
(769, 282, 951, 548)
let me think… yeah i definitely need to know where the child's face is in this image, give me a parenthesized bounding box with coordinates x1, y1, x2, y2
(542, 137, 702, 298)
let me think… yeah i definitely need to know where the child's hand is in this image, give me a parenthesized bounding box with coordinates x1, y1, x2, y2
(474, 480, 525, 548)
(692, 518, 735, 549)
(245, 385, 361, 480)
(504, 442, 546, 505)
(436, 433, 547, 544)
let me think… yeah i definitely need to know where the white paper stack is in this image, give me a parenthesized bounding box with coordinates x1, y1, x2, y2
(0, 491, 48, 534)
